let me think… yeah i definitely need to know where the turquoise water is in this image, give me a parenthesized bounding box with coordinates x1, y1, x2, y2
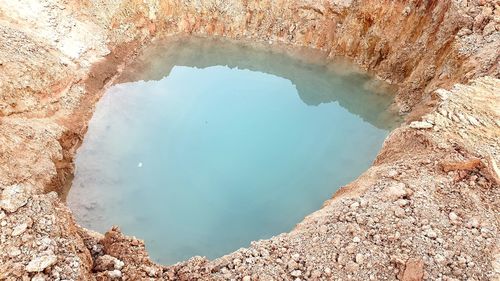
(68, 37, 400, 265)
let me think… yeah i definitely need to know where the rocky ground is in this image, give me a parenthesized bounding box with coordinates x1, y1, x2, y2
(0, 0, 499, 280)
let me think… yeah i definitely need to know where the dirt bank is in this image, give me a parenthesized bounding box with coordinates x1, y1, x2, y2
(0, 0, 498, 280)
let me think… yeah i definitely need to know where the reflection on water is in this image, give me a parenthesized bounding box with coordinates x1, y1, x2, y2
(68, 36, 401, 265)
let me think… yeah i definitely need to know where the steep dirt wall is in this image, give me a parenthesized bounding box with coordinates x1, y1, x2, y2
(1, 0, 498, 117)
(95, 0, 499, 111)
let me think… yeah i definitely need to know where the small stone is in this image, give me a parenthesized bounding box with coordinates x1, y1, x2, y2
(425, 229, 437, 239)
(405, 188, 414, 197)
(353, 236, 361, 243)
(359, 199, 368, 207)
(11, 223, 28, 236)
(434, 89, 452, 100)
(387, 169, 399, 178)
(345, 261, 359, 272)
(434, 254, 446, 265)
(107, 270, 122, 279)
(324, 267, 332, 275)
(394, 207, 406, 218)
(31, 273, 47, 281)
(410, 121, 433, 129)
(355, 253, 364, 264)
(384, 183, 407, 201)
(401, 258, 424, 281)
(114, 260, 124, 270)
(94, 255, 124, 271)
(26, 255, 57, 272)
(319, 224, 328, 233)
(8, 247, 21, 257)
(483, 21, 496, 36)
(466, 217, 480, 228)
(142, 265, 157, 277)
(397, 199, 409, 207)
(291, 253, 300, 261)
(291, 270, 302, 277)
(350, 202, 360, 209)
(242, 276, 251, 281)
(449, 212, 459, 222)
(311, 270, 322, 278)
(0, 184, 29, 213)
(287, 260, 298, 270)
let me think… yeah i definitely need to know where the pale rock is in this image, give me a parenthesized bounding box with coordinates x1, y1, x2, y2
(402, 258, 424, 281)
(434, 88, 452, 100)
(384, 182, 407, 201)
(287, 259, 298, 270)
(11, 223, 28, 236)
(466, 217, 480, 228)
(31, 273, 47, 281)
(434, 254, 446, 265)
(319, 224, 328, 233)
(483, 21, 496, 36)
(410, 121, 433, 129)
(290, 270, 302, 277)
(8, 247, 21, 257)
(142, 265, 157, 277)
(345, 261, 359, 272)
(107, 270, 122, 279)
(359, 199, 368, 207)
(466, 115, 480, 126)
(394, 207, 406, 218)
(387, 169, 399, 178)
(311, 269, 322, 278)
(448, 212, 459, 222)
(26, 255, 57, 272)
(243, 276, 251, 281)
(324, 267, 332, 275)
(114, 259, 124, 270)
(353, 236, 361, 243)
(0, 184, 29, 213)
(94, 255, 124, 271)
(425, 229, 438, 239)
(397, 199, 409, 207)
(337, 253, 349, 265)
(355, 253, 364, 264)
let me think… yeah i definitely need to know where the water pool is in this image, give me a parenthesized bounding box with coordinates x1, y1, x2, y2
(68, 36, 400, 264)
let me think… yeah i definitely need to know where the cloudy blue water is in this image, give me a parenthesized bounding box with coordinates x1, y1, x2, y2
(68, 37, 400, 264)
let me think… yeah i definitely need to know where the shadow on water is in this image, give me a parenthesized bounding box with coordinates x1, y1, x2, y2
(118, 36, 401, 130)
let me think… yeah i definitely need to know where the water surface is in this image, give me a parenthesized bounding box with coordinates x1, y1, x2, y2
(68, 36, 400, 264)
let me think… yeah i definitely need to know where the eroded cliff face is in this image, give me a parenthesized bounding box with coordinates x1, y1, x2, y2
(0, 0, 498, 280)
